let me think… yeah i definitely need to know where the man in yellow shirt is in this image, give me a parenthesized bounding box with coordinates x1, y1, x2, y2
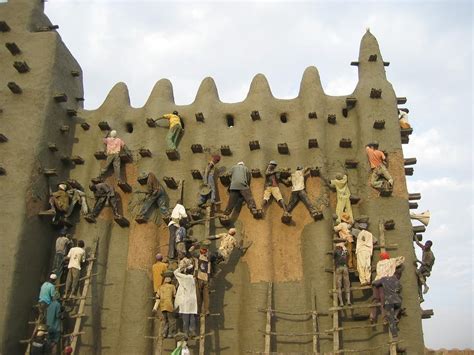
(152, 254, 169, 312)
(155, 111, 184, 150)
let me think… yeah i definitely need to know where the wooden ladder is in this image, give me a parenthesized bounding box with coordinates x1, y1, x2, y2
(69, 238, 99, 354)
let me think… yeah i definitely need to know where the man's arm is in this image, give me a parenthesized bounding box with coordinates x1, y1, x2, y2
(207, 233, 225, 241)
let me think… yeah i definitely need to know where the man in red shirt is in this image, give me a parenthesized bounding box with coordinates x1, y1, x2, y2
(365, 142, 393, 189)
(100, 130, 125, 183)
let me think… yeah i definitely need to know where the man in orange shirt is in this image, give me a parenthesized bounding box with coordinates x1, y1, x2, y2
(365, 142, 393, 189)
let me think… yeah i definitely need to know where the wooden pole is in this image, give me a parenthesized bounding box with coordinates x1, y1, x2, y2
(332, 261, 340, 353)
(199, 205, 212, 355)
(311, 294, 320, 355)
(264, 282, 273, 354)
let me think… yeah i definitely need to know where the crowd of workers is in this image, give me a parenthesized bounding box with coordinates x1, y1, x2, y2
(32, 110, 433, 353)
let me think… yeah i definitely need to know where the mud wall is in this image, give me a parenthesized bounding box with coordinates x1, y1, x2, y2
(0, 1, 424, 354)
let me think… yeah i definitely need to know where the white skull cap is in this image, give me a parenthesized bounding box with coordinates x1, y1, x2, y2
(110, 130, 117, 137)
(237, 161, 244, 165)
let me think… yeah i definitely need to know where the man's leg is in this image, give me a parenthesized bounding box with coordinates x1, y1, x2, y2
(379, 165, 393, 186)
(90, 197, 107, 218)
(109, 196, 121, 218)
(240, 189, 257, 214)
(161, 311, 169, 338)
(189, 314, 197, 336)
(182, 313, 189, 335)
(299, 190, 318, 215)
(168, 224, 178, 259)
(139, 193, 158, 218)
(71, 268, 81, 297)
(384, 304, 398, 338)
(224, 190, 240, 215)
(100, 154, 114, 178)
(262, 187, 272, 208)
(202, 280, 210, 315)
(370, 169, 384, 189)
(65, 269, 72, 297)
(336, 267, 344, 306)
(166, 128, 176, 150)
(286, 192, 299, 213)
(208, 174, 216, 203)
(342, 266, 351, 305)
(370, 286, 381, 322)
(53, 252, 64, 275)
(335, 195, 344, 221)
(173, 126, 184, 149)
(168, 311, 177, 337)
(343, 197, 353, 222)
(112, 154, 122, 182)
(156, 191, 169, 215)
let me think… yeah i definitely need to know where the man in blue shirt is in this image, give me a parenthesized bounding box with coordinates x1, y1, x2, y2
(38, 273, 57, 321)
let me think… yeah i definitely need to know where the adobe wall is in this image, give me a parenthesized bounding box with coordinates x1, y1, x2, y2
(0, 1, 424, 354)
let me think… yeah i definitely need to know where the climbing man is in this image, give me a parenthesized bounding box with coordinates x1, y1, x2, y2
(334, 213, 355, 269)
(283, 166, 320, 218)
(64, 240, 86, 299)
(370, 252, 405, 323)
(354, 224, 377, 285)
(372, 275, 402, 341)
(223, 161, 258, 218)
(414, 238, 435, 303)
(195, 240, 212, 316)
(46, 183, 70, 222)
(156, 275, 177, 339)
(398, 108, 411, 129)
(207, 227, 240, 265)
(135, 172, 169, 223)
(38, 273, 57, 321)
(366, 142, 393, 190)
(100, 130, 125, 183)
(168, 200, 188, 260)
(46, 291, 63, 354)
(155, 111, 184, 150)
(152, 253, 169, 312)
(321, 172, 353, 223)
(86, 181, 122, 222)
(65, 180, 89, 218)
(334, 245, 351, 307)
(198, 154, 221, 207)
(52, 230, 72, 278)
(262, 161, 289, 214)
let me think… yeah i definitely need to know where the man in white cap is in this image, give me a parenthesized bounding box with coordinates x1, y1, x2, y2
(38, 273, 57, 320)
(262, 160, 289, 214)
(223, 161, 258, 218)
(207, 228, 240, 265)
(100, 129, 125, 183)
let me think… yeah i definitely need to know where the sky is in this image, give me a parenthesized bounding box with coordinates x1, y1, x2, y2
(44, 0, 473, 349)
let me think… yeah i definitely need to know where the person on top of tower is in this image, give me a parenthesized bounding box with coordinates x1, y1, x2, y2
(398, 108, 411, 129)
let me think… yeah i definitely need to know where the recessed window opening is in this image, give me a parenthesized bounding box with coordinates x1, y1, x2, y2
(125, 122, 133, 133)
(280, 113, 288, 123)
(226, 114, 234, 128)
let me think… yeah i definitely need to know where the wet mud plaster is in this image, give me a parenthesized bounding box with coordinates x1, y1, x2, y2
(0, 3, 425, 352)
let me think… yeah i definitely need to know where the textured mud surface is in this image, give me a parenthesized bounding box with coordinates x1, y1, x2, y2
(0, 1, 425, 354)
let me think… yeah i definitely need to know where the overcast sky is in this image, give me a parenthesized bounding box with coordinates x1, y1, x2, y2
(44, 0, 473, 349)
